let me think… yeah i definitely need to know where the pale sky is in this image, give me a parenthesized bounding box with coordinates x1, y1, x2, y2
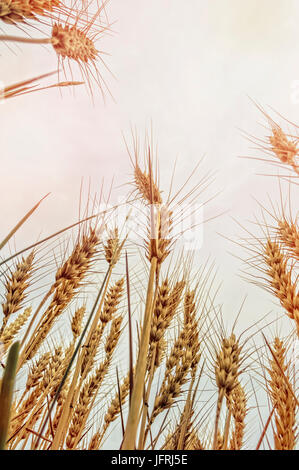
(1, 0, 298, 448)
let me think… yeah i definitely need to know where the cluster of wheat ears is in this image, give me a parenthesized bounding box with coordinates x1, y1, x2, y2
(0, 0, 298, 451)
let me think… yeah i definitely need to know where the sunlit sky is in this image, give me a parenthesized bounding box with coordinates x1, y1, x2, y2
(2, 1, 299, 319)
(1, 0, 298, 446)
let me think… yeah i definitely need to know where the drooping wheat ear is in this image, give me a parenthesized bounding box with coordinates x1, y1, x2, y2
(277, 219, 299, 261)
(71, 306, 86, 339)
(0, 307, 32, 352)
(263, 239, 299, 335)
(89, 371, 131, 450)
(269, 126, 299, 175)
(213, 334, 241, 449)
(22, 227, 100, 361)
(0, 0, 60, 25)
(1, 251, 34, 334)
(228, 381, 247, 450)
(104, 228, 121, 266)
(66, 315, 123, 449)
(267, 337, 297, 450)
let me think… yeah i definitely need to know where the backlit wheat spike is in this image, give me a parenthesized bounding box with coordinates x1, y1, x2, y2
(269, 126, 299, 175)
(228, 381, 247, 450)
(153, 278, 186, 367)
(149, 310, 194, 427)
(81, 278, 124, 376)
(184, 290, 201, 377)
(80, 324, 104, 377)
(213, 334, 241, 449)
(139, 279, 185, 449)
(1, 251, 34, 334)
(267, 337, 297, 450)
(165, 401, 194, 450)
(66, 315, 123, 449)
(13, 346, 64, 447)
(22, 226, 100, 361)
(25, 352, 51, 392)
(145, 205, 173, 269)
(104, 228, 121, 266)
(100, 278, 124, 324)
(0, 0, 60, 25)
(0, 2, 113, 99)
(50, 4, 113, 99)
(51, 23, 97, 63)
(134, 163, 162, 205)
(48, 343, 75, 438)
(89, 371, 131, 449)
(264, 239, 299, 335)
(0, 307, 32, 351)
(147, 279, 171, 370)
(9, 351, 52, 443)
(185, 430, 204, 450)
(151, 348, 192, 423)
(277, 219, 299, 261)
(71, 306, 86, 339)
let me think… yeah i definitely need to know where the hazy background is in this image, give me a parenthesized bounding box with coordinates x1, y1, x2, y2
(1, 0, 298, 446)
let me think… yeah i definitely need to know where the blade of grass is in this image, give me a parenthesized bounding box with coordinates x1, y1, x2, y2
(0, 194, 50, 251)
(0, 342, 20, 450)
